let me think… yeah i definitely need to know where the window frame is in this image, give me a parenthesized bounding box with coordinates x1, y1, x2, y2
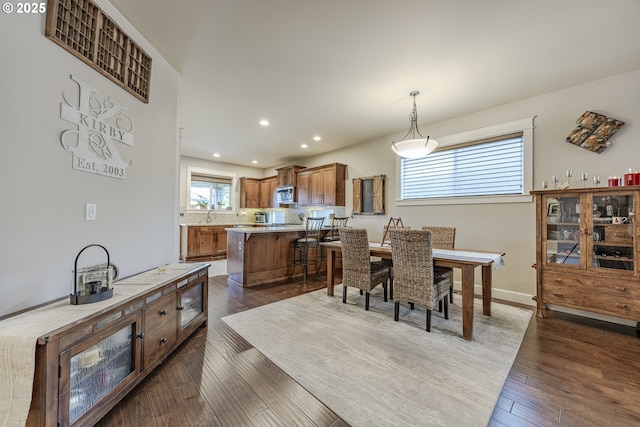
(186, 166, 238, 213)
(395, 117, 535, 206)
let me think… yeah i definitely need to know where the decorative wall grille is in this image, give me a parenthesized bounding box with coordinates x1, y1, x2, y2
(45, 0, 152, 103)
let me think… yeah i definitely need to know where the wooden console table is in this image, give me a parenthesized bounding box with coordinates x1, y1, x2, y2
(0, 263, 209, 427)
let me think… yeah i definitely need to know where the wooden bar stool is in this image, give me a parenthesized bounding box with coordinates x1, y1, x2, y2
(290, 217, 325, 283)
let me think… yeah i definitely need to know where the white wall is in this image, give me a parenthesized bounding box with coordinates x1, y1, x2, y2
(0, 1, 180, 317)
(297, 69, 640, 304)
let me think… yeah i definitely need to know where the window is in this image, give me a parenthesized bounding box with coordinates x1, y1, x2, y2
(186, 166, 236, 210)
(397, 117, 534, 206)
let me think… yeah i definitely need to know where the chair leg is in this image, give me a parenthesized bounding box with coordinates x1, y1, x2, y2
(450, 285, 454, 303)
(383, 282, 388, 302)
(409, 302, 414, 310)
(426, 309, 432, 332)
(360, 289, 363, 295)
(342, 285, 347, 304)
(394, 301, 400, 321)
(439, 300, 443, 313)
(300, 244, 308, 284)
(389, 276, 394, 300)
(444, 296, 449, 320)
(365, 292, 370, 311)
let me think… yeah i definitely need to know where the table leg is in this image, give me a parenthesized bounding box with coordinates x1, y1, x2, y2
(461, 264, 475, 341)
(482, 264, 492, 316)
(326, 249, 335, 296)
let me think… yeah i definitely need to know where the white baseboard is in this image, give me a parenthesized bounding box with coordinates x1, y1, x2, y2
(452, 282, 536, 307)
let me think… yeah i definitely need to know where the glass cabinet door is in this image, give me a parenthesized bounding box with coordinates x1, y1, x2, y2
(179, 282, 204, 330)
(590, 193, 635, 273)
(544, 194, 582, 267)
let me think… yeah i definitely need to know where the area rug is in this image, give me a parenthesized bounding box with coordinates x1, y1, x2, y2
(222, 287, 532, 427)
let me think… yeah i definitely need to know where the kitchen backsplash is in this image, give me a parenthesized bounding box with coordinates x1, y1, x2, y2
(180, 207, 348, 225)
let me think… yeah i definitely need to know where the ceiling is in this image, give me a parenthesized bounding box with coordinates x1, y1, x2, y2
(109, 0, 640, 169)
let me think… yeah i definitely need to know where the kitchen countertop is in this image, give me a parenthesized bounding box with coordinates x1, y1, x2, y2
(226, 225, 306, 233)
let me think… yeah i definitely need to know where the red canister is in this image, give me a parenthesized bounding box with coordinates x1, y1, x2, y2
(608, 176, 621, 187)
(634, 171, 640, 185)
(625, 172, 634, 186)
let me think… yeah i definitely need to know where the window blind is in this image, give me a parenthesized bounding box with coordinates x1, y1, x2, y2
(400, 133, 524, 199)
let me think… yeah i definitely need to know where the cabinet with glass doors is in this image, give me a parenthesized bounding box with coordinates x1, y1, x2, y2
(532, 186, 640, 327)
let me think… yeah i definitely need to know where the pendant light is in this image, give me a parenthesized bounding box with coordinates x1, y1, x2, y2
(391, 91, 438, 159)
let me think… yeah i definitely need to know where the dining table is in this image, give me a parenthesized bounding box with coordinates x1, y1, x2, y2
(320, 240, 506, 341)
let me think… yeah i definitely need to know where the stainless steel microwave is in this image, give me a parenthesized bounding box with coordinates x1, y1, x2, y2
(276, 186, 295, 204)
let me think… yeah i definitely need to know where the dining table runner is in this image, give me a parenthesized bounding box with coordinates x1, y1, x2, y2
(432, 248, 506, 269)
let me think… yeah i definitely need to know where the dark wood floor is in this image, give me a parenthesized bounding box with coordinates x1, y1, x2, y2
(97, 273, 640, 427)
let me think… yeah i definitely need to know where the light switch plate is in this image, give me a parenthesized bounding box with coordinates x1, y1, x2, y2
(85, 204, 96, 221)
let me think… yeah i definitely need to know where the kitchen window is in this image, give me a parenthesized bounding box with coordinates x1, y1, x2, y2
(187, 167, 236, 211)
(396, 117, 534, 206)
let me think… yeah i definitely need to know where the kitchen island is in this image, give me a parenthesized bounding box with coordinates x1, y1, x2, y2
(227, 226, 327, 287)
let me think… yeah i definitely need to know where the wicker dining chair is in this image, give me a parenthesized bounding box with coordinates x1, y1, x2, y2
(389, 229, 450, 331)
(378, 223, 410, 299)
(291, 217, 325, 283)
(340, 228, 391, 310)
(422, 226, 456, 303)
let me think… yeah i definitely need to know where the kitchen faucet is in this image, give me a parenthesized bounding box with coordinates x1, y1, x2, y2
(207, 209, 215, 223)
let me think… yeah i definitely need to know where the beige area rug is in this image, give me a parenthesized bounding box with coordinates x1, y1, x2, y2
(222, 287, 532, 427)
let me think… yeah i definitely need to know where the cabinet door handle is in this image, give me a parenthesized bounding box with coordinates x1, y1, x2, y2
(177, 306, 184, 311)
(160, 337, 168, 344)
(614, 303, 627, 308)
(554, 278, 563, 282)
(552, 292, 563, 296)
(614, 286, 626, 291)
(159, 309, 167, 316)
(137, 333, 145, 339)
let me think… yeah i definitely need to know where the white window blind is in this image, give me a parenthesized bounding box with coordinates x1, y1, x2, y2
(400, 133, 524, 200)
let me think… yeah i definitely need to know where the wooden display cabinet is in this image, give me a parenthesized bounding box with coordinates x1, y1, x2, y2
(531, 186, 640, 328)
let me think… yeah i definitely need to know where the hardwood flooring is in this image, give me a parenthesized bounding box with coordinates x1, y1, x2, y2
(96, 273, 640, 427)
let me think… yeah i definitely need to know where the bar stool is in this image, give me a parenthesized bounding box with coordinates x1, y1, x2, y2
(319, 216, 349, 273)
(291, 217, 325, 283)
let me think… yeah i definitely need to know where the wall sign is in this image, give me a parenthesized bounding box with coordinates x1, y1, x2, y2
(60, 75, 134, 180)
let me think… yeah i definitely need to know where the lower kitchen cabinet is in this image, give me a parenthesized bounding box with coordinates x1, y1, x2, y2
(26, 264, 209, 427)
(183, 225, 228, 261)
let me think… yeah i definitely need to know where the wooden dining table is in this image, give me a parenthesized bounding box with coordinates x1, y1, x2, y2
(321, 241, 505, 341)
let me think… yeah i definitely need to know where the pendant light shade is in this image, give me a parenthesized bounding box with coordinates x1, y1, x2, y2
(391, 91, 438, 159)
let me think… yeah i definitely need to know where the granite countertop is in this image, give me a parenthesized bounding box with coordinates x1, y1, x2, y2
(226, 225, 306, 233)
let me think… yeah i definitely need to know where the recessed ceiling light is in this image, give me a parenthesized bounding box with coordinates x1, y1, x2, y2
(313, 135, 321, 141)
(252, 160, 258, 164)
(213, 153, 220, 158)
(259, 120, 269, 126)
(301, 143, 308, 149)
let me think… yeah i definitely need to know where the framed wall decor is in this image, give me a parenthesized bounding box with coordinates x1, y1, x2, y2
(352, 175, 385, 215)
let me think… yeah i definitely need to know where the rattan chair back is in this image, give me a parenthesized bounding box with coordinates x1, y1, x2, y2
(421, 226, 456, 249)
(389, 229, 448, 309)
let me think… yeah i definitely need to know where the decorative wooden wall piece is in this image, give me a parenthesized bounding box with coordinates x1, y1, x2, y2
(45, 0, 152, 103)
(566, 111, 625, 154)
(352, 175, 385, 215)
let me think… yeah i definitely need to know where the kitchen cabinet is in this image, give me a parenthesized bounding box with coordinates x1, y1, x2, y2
(240, 176, 278, 208)
(239, 177, 260, 208)
(26, 264, 209, 427)
(185, 225, 227, 260)
(259, 176, 278, 208)
(296, 163, 346, 206)
(276, 165, 305, 186)
(531, 186, 640, 326)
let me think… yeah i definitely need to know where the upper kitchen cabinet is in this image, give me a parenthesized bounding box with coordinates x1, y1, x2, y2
(240, 176, 278, 208)
(296, 163, 346, 207)
(276, 165, 305, 187)
(259, 176, 278, 208)
(239, 177, 260, 208)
